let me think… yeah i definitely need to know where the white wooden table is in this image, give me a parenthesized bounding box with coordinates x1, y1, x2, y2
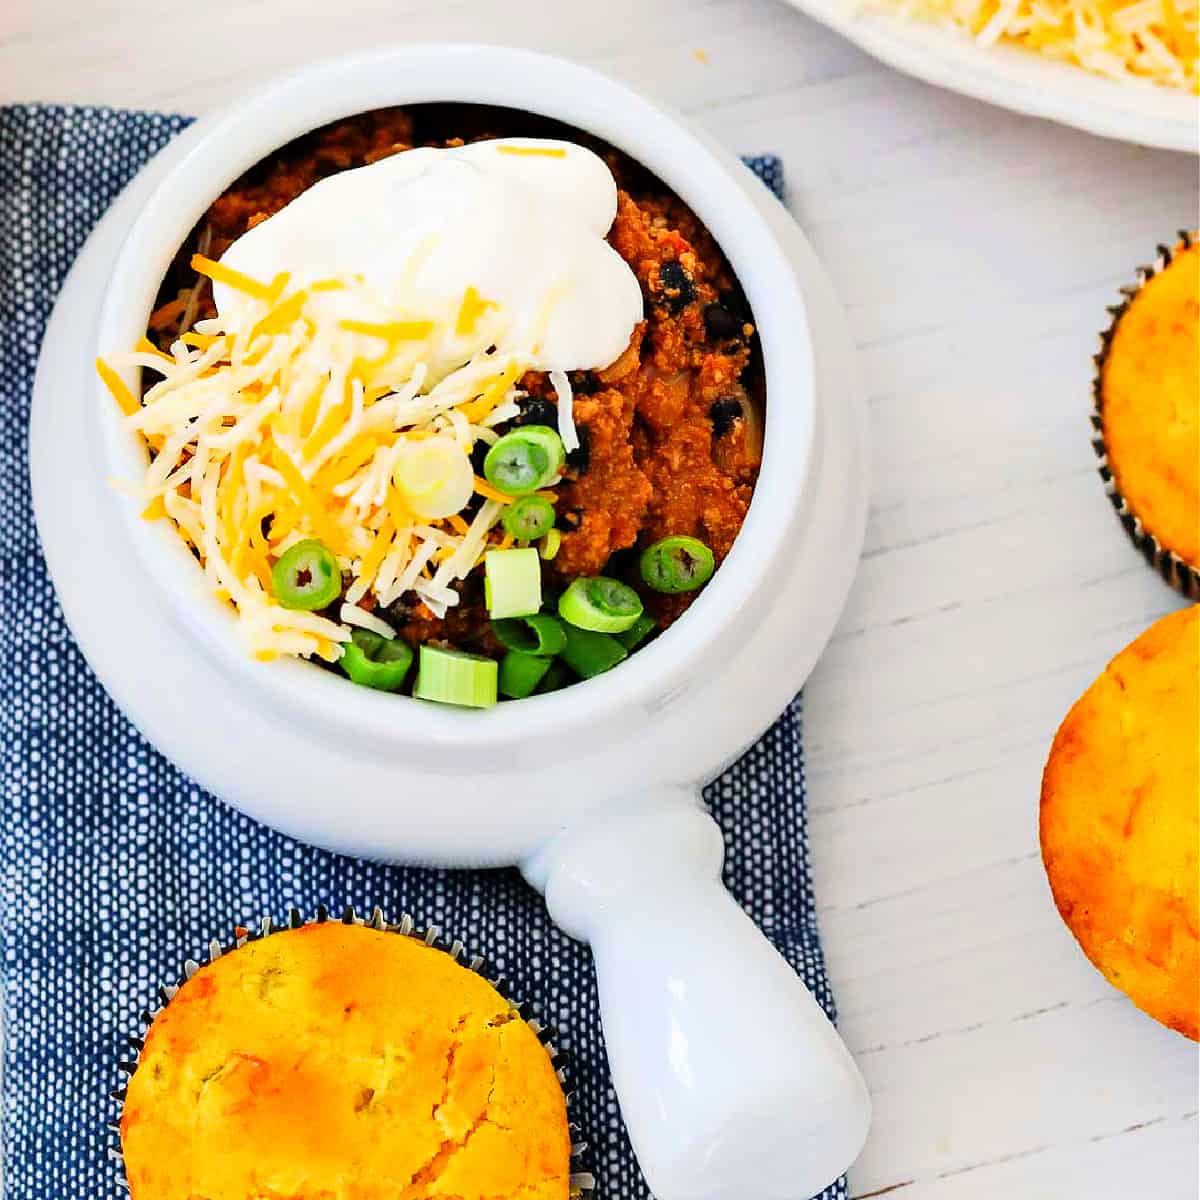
(3, 1, 1197, 1195)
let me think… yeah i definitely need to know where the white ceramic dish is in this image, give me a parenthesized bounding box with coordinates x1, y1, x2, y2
(783, 0, 1198, 152)
(31, 46, 871, 1199)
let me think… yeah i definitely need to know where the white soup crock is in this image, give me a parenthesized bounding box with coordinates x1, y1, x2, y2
(32, 44, 872, 1200)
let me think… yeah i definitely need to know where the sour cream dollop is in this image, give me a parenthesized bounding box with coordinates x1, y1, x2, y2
(214, 138, 644, 379)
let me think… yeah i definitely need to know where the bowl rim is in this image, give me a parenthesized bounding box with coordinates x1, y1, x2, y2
(94, 43, 817, 747)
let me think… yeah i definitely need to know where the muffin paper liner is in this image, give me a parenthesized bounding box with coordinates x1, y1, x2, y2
(109, 904, 594, 1196)
(1091, 229, 1200, 600)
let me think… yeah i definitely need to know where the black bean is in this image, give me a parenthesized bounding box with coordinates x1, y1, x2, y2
(515, 395, 558, 428)
(709, 397, 743, 438)
(469, 440, 490, 477)
(718, 287, 751, 320)
(604, 546, 639, 577)
(565, 425, 591, 474)
(657, 261, 696, 312)
(569, 369, 600, 395)
(380, 598, 414, 626)
(703, 303, 744, 342)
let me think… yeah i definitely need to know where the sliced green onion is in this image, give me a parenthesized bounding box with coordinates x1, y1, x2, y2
(338, 628, 413, 692)
(412, 646, 498, 708)
(484, 547, 542, 619)
(616, 614, 656, 651)
(483, 426, 565, 495)
(560, 624, 627, 679)
(393, 434, 474, 519)
(498, 650, 553, 699)
(491, 614, 568, 657)
(534, 660, 570, 694)
(502, 495, 555, 541)
(639, 535, 715, 594)
(271, 539, 342, 611)
(558, 576, 644, 634)
(539, 528, 562, 561)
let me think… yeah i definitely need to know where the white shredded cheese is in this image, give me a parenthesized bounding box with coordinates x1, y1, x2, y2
(339, 603, 398, 639)
(549, 369, 579, 454)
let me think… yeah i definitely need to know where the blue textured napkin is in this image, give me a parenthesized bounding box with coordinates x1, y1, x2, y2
(0, 103, 843, 1200)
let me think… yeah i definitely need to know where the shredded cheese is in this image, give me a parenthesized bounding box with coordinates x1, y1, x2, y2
(549, 369, 579, 454)
(191, 253, 274, 301)
(883, 0, 1198, 90)
(99, 272, 562, 662)
(339, 603, 398, 639)
(96, 358, 140, 417)
(338, 319, 435, 342)
(496, 145, 568, 157)
(473, 476, 515, 505)
(455, 286, 498, 335)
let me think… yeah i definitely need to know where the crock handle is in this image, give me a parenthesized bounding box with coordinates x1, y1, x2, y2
(523, 787, 871, 1200)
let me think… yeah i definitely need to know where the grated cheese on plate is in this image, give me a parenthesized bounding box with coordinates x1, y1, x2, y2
(881, 0, 1198, 90)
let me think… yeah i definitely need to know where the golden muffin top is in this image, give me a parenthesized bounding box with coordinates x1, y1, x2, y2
(1040, 605, 1199, 1041)
(1099, 240, 1200, 567)
(120, 921, 572, 1198)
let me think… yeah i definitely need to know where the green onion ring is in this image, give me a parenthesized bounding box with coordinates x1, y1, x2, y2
(558, 576, 644, 634)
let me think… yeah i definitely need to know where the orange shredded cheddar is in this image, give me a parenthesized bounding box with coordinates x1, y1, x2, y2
(141, 497, 166, 521)
(461, 363, 521, 425)
(181, 332, 221, 350)
(311, 436, 380, 495)
(270, 446, 344, 551)
(338, 319, 434, 341)
(473, 476, 514, 505)
(302, 396, 351, 462)
(248, 290, 308, 343)
(455, 286, 497, 336)
(267, 504, 300, 544)
(191, 254, 273, 301)
(357, 515, 397, 591)
(96, 358, 140, 417)
(233, 513, 273, 593)
(385, 489, 412, 535)
(296, 379, 327, 441)
(135, 336, 173, 362)
(496, 145, 567, 158)
(314, 638, 340, 662)
(219, 445, 250, 558)
(447, 514, 470, 536)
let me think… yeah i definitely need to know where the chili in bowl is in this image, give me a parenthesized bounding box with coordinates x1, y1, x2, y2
(99, 106, 765, 708)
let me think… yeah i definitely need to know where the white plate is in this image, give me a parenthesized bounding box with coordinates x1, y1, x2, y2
(782, 0, 1198, 152)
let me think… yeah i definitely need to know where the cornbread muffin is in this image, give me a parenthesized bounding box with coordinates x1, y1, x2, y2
(1095, 235, 1200, 596)
(120, 921, 572, 1197)
(1040, 605, 1199, 1040)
